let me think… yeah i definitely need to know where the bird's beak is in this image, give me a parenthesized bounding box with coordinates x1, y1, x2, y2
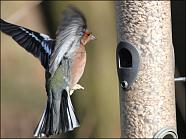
(90, 34, 96, 40)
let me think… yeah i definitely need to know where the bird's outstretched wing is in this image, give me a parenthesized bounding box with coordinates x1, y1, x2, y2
(49, 6, 87, 76)
(0, 19, 55, 69)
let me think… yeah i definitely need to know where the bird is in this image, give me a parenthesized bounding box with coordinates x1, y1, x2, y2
(0, 6, 96, 138)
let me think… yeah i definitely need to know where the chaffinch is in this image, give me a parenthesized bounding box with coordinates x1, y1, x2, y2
(0, 6, 96, 137)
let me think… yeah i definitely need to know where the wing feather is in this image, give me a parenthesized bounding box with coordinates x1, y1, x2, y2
(49, 6, 87, 75)
(0, 19, 55, 69)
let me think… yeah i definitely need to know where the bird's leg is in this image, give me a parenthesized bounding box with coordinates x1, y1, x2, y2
(73, 84, 84, 90)
(70, 84, 84, 95)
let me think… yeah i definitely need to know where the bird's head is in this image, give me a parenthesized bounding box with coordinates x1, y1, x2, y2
(80, 29, 96, 46)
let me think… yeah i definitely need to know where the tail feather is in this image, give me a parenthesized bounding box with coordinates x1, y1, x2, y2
(33, 105, 47, 138)
(34, 90, 79, 138)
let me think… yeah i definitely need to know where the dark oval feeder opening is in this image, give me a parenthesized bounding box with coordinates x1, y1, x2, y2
(119, 47, 132, 68)
(116, 41, 140, 90)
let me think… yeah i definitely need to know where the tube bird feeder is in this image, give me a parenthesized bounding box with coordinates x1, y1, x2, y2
(115, 1, 177, 138)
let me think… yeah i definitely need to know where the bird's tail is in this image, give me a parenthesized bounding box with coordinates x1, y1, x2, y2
(33, 90, 79, 138)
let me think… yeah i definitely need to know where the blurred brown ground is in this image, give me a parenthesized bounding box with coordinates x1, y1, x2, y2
(1, 1, 120, 138)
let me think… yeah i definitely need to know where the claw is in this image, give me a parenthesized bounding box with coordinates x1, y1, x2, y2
(70, 84, 84, 95)
(73, 84, 84, 90)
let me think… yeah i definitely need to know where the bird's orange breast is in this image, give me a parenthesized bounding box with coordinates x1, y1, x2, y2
(69, 44, 86, 89)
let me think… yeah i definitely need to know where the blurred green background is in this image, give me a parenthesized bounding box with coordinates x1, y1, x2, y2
(1, 1, 120, 138)
(1, 1, 185, 138)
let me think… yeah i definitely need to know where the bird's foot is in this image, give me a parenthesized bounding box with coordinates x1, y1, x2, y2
(73, 84, 84, 90)
(70, 84, 84, 95)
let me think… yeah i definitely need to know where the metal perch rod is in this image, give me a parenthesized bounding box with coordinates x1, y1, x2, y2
(174, 77, 186, 82)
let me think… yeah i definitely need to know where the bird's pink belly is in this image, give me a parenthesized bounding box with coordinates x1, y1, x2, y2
(69, 51, 86, 90)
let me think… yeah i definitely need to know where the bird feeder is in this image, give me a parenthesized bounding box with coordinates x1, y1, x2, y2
(115, 1, 177, 138)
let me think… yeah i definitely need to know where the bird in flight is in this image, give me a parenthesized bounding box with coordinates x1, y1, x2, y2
(0, 6, 96, 138)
